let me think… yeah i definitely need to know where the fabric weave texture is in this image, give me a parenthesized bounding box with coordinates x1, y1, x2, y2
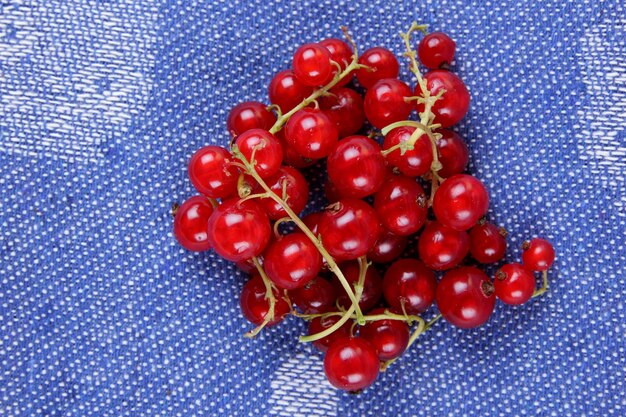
(1, 0, 625, 416)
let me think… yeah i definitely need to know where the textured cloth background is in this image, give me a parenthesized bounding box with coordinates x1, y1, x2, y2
(1, 0, 625, 416)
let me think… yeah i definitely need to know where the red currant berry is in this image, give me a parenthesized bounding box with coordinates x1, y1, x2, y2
(418, 32, 456, 69)
(469, 221, 507, 264)
(436, 129, 469, 178)
(327, 136, 386, 199)
(383, 259, 437, 314)
(293, 43, 333, 87)
(318, 198, 381, 261)
(319, 38, 353, 87)
(319, 88, 365, 137)
(308, 315, 353, 353)
(263, 232, 322, 290)
(436, 266, 495, 328)
(235, 258, 256, 274)
(324, 180, 346, 203)
(290, 276, 337, 314)
(268, 69, 314, 113)
(275, 129, 315, 169)
(302, 211, 324, 236)
(367, 229, 408, 264)
(234, 129, 283, 179)
(240, 274, 290, 326)
(360, 308, 410, 361)
(207, 199, 271, 262)
(374, 175, 428, 236)
(418, 221, 470, 271)
(285, 108, 339, 159)
(433, 174, 489, 231)
(334, 261, 383, 312)
(255, 166, 309, 220)
(227, 101, 276, 136)
(324, 337, 379, 391)
(364, 79, 413, 129)
(188, 146, 239, 198)
(522, 238, 555, 271)
(382, 127, 433, 177)
(356, 47, 399, 88)
(415, 70, 470, 128)
(494, 263, 535, 305)
(173, 196, 214, 251)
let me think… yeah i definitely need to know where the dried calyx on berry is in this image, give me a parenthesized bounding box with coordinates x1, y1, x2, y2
(172, 22, 556, 392)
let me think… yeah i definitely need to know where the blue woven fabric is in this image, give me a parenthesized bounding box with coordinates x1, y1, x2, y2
(1, 0, 625, 415)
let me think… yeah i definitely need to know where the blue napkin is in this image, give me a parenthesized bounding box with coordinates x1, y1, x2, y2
(1, 0, 624, 415)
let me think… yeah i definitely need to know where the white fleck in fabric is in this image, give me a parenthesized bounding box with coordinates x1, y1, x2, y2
(0, 0, 624, 416)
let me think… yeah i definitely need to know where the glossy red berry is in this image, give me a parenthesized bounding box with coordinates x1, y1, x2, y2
(275, 129, 315, 169)
(418, 32, 456, 69)
(319, 38, 353, 87)
(234, 129, 283, 178)
(302, 212, 324, 236)
(469, 221, 507, 264)
(318, 198, 381, 261)
(418, 221, 469, 271)
(522, 238, 555, 271)
(263, 233, 322, 290)
(382, 127, 433, 177)
(356, 47, 399, 88)
(268, 69, 314, 113)
(188, 146, 239, 198)
(367, 229, 408, 264)
(415, 70, 470, 128)
(436, 266, 495, 328)
(494, 263, 535, 305)
(334, 261, 383, 312)
(173, 196, 214, 251)
(364, 79, 413, 129)
(255, 166, 309, 220)
(383, 259, 437, 314)
(293, 43, 334, 87)
(319, 88, 365, 137)
(240, 275, 290, 326)
(309, 315, 353, 353)
(226, 101, 276, 136)
(360, 308, 410, 361)
(235, 258, 256, 274)
(285, 108, 339, 159)
(433, 174, 489, 231)
(290, 277, 337, 314)
(374, 175, 428, 236)
(327, 136, 386, 199)
(324, 337, 380, 391)
(324, 180, 345, 203)
(207, 199, 271, 262)
(436, 129, 469, 178)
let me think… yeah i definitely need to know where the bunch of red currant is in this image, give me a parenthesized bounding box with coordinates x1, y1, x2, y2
(173, 23, 556, 392)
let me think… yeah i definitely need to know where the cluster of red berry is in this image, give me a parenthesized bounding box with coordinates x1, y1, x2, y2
(172, 23, 556, 392)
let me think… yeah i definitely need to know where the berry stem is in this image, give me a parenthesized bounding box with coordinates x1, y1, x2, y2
(353, 256, 369, 326)
(272, 217, 292, 238)
(299, 255, 369, 342)
(294, 309, 424, 324)
(244, 256, 277, 338)
(399, 22, 446, 205)
(400, 22, 429, 96)
(231, 145, 366, 326)
(380, 313, 439, 371)
(300, 304, 357, 343)
(532, 270, 550, 298)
